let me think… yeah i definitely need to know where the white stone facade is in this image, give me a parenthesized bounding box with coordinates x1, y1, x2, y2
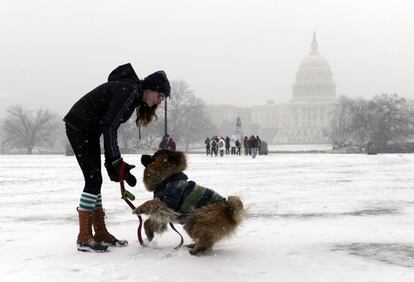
(206, 33, 337, 144)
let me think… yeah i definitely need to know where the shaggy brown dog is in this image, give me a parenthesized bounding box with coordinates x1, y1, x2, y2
(133, 150, 244, 255)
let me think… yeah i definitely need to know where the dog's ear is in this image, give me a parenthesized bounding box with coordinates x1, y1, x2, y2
(141, 154, 153, 167)
(166, 153, 181, 166)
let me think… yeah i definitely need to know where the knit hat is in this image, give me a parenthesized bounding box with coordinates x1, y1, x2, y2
(142, 71, 171, 96)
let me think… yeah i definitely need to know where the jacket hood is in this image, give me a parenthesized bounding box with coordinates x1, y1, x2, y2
(108, 63, 140, 84)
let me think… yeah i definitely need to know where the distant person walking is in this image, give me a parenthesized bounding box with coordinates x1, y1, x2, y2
(235, 139, 241, 155)
(218, 137, 225, 157)
(210, 138, 218, 157)
(159, 134, 169, 149)
(256, 135, 262, 155)
(249, 135, 258, 158)
(205, 137, 211, 156)
(230, 135, 237, 155)
(243, 136, 249, 155)
(225, 136, 230, 155)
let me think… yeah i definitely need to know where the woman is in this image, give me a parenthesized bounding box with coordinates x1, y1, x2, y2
(64, 63, 170, 252)
(218, 137, 225, 157)
(204, 137, 210, 156)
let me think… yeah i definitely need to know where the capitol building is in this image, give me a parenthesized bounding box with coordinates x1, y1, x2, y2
(206, 33, 338, 144)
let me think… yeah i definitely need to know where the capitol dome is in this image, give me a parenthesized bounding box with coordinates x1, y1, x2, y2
(291, 32, 336, 103)
(298, 32, 331, 70)
(299, 53, 330, 70)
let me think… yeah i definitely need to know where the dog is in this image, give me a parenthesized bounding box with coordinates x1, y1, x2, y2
(133, 149, 244, 255)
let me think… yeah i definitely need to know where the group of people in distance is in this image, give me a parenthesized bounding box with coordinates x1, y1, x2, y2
(204, 135, 263, 158)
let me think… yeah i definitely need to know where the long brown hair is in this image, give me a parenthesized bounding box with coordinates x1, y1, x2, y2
(135, 102, 158, 127)
(135, 101, 158, 139)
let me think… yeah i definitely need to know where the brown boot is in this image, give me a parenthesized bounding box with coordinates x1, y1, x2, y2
(77, 209, 109, 252)
(93, 208, 128, 247)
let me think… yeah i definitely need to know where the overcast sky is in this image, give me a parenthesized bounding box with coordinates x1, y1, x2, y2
(1, 0, 413, 117)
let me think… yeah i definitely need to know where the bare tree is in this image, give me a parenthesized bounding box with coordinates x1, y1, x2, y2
(180, 99, 215, 151)
(118, 118, 137, 153)
(114, 80, 216, 152)
(139, 121, 164, 150)
(129, 117, 163, 151)
(118, 112, 163, 152)
(2, 105, 60, 154)
(403, 99, 414, 136)
(156, 80, 216, 151)
(367, 93, 411, 149)
(0, 119, 7, 154)
(348, 98, 370, 147)
(327, 94, 414, 151)
(326, 96, 353, 146)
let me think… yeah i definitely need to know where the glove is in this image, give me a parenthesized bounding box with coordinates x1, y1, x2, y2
(105, 158, 137, 187)
(104, 161, 120, 182)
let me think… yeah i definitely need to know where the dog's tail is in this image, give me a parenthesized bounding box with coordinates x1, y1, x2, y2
(226, 196, 244, 223)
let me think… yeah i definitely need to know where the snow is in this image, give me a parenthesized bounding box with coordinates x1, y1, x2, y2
(1, 153, 414, 281)
(267, 144, 333, 151)
(190, 143, 332, 153)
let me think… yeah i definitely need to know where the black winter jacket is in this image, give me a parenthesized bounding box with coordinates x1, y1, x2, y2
(64, 63, 142, 162)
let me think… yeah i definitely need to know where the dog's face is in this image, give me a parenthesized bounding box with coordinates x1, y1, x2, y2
(141, 150, 187, 191)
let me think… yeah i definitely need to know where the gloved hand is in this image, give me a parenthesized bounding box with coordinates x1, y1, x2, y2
(105, 158, 137, 187)
(104, 161, 120, 182)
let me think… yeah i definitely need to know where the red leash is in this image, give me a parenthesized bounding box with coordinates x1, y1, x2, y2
(169, 222, 184, 249)
(119, 162, 184, 249)
(119, 162, 145, 246)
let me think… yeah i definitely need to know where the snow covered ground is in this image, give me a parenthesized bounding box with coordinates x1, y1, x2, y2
(267, 144, 333, 151)
(1, 153, 414, 281)
(189, 143, 332, 153)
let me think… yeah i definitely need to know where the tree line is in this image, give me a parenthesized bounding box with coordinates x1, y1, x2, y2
(117, 80, 216, 152)
(0, 80, 217, 154)
(326, 93, 414, 151)
(2, 90, 413, 155)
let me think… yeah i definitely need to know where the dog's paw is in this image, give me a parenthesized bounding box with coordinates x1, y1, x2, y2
(189, 247, 211, 256)
(132, 206, 145, 215)
(185, 243, 195, 249)
(133, 199, 162, 215)
(189, 243, 213, 256)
